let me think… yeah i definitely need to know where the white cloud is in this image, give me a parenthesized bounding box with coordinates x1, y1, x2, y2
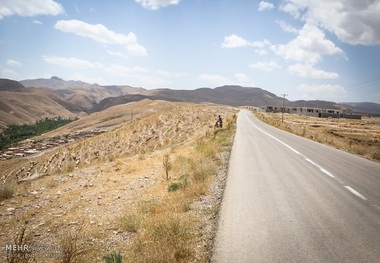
(272, 23, 345, 64)
(105, 65, 147, 76)
(1, 69, 17, 78)
(0, 0, 64, 19)
(7, 59, 23, 67)
(288, 63, 339, 79)
(276, 20, 299, 34)
(54, 20, 147, 56)
(258, 1, 274, 12)
(298, 83, 346, 100)
(221, 34, 249, 48)
(43, 56, 102, 69)
(235, 73, 250, 83)
(157, 70, 188, 78)
(135, 0, 180, 10)
(255, 49, 268, 55)
(33, 20, 43, 25)
(133, 75, 170, 89)
(107, 50, 128, 58)
(198, 74, 232, 86)
(280, 0, 380, 45)
(221, 34, 271, 48)
(250, 60, 281, 72)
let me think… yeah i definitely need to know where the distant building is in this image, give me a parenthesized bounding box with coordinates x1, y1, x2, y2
(259, 105, 360, 119)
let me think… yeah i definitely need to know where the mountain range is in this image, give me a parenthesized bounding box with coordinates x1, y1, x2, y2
(0, 77, 379, 130)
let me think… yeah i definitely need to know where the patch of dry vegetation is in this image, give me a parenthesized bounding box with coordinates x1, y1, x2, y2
(0, 101, 237, 262)
(255, 112, 380, 161)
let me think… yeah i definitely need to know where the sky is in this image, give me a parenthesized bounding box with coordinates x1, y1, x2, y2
(0, 0, 380, 103)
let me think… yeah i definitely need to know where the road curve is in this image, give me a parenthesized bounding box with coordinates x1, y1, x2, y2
(212, 110, 380, 263)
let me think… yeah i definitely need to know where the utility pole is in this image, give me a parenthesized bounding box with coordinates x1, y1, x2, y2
(281, 94, 288, 123)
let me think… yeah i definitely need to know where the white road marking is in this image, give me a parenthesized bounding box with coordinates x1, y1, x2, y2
(245, 114, 370, 202)
(247, 116, 334, 177)
(305, 158, 334, 178)
(246, 117, 301, 155)
(319, 168, 335, 178)
(344, 186, 368, 200)
(305, 158, 318, 166)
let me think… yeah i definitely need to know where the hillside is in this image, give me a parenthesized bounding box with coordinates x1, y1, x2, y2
(0, 79, 76, 131)
(0, 102, 237, 262)
(0, 78, 25, 91)
(34, 99, 176, 138)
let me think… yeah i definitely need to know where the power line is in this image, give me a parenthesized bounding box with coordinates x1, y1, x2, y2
(345, 75, 380, 91)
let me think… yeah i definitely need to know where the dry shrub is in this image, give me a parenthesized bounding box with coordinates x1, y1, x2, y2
(127, 214, 195, 263)
(59, 224, 86, 263)
(6, 226, 35, 263)
(0, 183, 15, 201)
(123, 214, 141, 233)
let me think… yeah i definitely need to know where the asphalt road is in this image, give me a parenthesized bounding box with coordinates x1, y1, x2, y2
(212, 110, 380, 263)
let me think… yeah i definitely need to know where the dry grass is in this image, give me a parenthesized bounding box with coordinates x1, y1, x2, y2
(121, 116, 237, 262)
(0, 101, 237, 262)
(255, 112, 380, 161)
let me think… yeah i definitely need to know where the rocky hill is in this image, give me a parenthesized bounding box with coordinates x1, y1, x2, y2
(0, 101, 237, 262)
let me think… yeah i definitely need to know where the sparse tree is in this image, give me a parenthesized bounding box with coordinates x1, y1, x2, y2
(163, 154, 172, 180)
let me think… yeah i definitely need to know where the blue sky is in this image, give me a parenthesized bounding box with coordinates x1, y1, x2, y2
(0, 0, 379, 103)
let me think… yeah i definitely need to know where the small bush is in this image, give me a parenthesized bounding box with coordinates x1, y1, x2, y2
(103, 252, 122, 263)
(124, 214, 140, 233)
(0, 184, 15, 201)
(60, 225, 86, 263)
(168, 182, 183, 192)
(7, 227, 35, 263)
(138, 200, 158, 214)
(168, 174, 189, 192)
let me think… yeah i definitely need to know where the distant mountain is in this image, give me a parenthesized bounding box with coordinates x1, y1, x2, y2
(343, 102, 380, 115)
(291, 100, 347, 110)
(2, 77, 379, 131)
(20, 76, 95, 90)
(93, 94, 181, 112)
(93, 85, 285, 112)
(0, 78, 25, 91)
(20, 77, 150, 113)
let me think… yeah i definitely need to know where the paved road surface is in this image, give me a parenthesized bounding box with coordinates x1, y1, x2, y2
(212, 110, 380, 263)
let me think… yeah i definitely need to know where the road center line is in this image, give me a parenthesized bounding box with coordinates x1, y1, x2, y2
(246, 115, 336, 178)
(245, 114, 370, 202)
(246, 116, 301, 155)
(344, 186, 368, 200)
